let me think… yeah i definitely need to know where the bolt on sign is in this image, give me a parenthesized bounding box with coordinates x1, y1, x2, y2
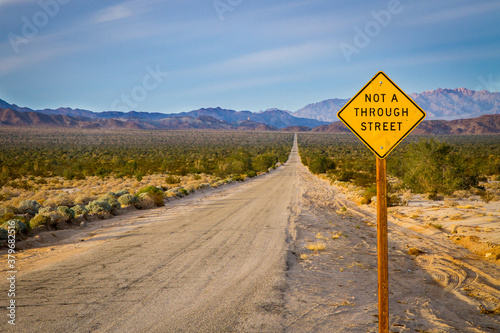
(337, 71, 426, 159)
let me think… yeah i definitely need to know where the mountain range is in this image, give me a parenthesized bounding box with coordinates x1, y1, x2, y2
(0, 87, 499, 133)
(291, 88, 500, 122)
(312, 114, 500, 135)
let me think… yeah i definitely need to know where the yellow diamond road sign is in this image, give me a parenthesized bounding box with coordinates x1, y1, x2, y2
(337, 72, 426, 159)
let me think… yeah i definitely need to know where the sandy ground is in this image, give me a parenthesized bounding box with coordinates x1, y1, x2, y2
(285, 163, 500, 332)
(0, 135, 499, 332)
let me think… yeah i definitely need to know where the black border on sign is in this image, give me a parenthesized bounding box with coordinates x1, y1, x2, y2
(337, 71, 426, 159)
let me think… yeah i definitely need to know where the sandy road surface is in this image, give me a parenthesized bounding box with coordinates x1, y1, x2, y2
(0, 138, 301, 332)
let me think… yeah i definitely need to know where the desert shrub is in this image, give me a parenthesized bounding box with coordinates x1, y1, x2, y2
(478, 189, 494, 203)
(165, 175, 181, 184)
(118, 194, 138, 207)
(44, 193, 72, 208)
(0, 206, 16, 223)
(0, 228, 7, 240)
(352, 172, 375, 188)
(39, 207, 53, 214)
(115, 190, 129, 197)
(387, 194, 402, 207)
(336, 170, 356, 182)
(253, 154, 277, 172)
(74, 195, 96, 205)
(18, 200, 41, 215)
(86, 200, 112, 215)
(136, 186, 164, 206)
(308, 155, 336, 174)
(232, 174, 244, 182)
(30, 214, 52, 228)
(135, 193, 155, 209)
(56, 206, 75, 220)
(2, 219, 28, 234)
(362, 187, 377, 204)
(397, 139, 479, 195)
(178, 188, 189, 196)
(100, 197, 121, 210)
(246, 170, 257, 178)
(72, 205, 89, 217)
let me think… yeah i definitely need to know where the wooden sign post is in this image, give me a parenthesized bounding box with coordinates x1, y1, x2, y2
(337, 72, 425, 332)
(376, 157, 388, 332)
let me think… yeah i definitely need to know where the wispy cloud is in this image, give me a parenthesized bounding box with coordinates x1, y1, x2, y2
(90, 0, 161, 24)
(189, 41, 335, 76)
(93, 4, 135, 24)
(0, 43, 83, 75)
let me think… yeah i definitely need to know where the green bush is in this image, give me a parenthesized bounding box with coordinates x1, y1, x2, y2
(179, 188, 189, 196)
(115, 190, 130, 197)
(72, 205, 89, 217)
(118, 194, 138, 207)
(246, 170, 257, 178)
(308, 155, 336, 174)
(18, 200, 41, 215)
(2, 219, 28, 234)
(56, 206, 75, 220)
(0, 206, 16, 224)
(387, 194, 402, 207)
(101, 197, 121, 210)
(86, 200, 112, 215)
(253, 154, 277, 172)
(30, 214, 52, 228)
(362, 187, 377, 204)
(165, 175, 181, 184)
(0, 228, 7, 240)
(398, 139, 479, 195)
(136, 193, 155, 209)
(232, 174, 244, 182)
(136, 186, 164, 206)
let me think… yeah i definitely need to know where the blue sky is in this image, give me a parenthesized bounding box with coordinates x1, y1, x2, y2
(0, 0, 499, 113)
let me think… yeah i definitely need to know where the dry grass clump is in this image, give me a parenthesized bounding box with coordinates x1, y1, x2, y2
(331, 231, 343, 239)
(299, 253, 309, 260)
(449, 213, 464, 221)
(430, 223, 443, 230)
(408, 247, 424, 256)
(305, 242, 326, 253)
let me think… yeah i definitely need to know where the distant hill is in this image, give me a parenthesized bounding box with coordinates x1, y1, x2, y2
(311, 114, 500, 135)
(0, 108, 280, 131)
(291, 88, 500, 122)
(0, 99, 328, 129)
(160, 107, 327, 129)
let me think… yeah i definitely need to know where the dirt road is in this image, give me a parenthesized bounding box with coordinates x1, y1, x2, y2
(0, 138, 301, 332)
(1, 134, 499, 332)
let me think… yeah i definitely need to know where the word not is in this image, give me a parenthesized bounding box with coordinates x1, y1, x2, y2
(340, 0, 402, 63)
(111, 65, 168, 110)
(6, 220, 17, 326)
(8, 0, 71, 54)
(213, 0, 243, 21)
